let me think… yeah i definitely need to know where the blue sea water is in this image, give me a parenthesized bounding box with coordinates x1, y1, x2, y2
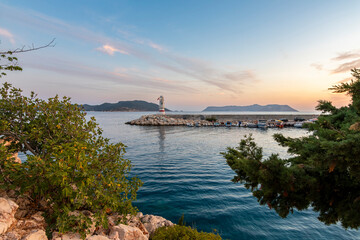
(86, 112, 359, 240)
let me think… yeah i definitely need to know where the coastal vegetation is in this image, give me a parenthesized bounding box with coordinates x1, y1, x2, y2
(151, 225, 222, 240)
(0, 47, 220, 239)
(223, 68, 360, 229)
(0, 82, 142, 236)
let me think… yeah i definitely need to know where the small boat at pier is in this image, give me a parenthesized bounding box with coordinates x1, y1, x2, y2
(275, 120, 284, 128)
(257, 119, 268, 129)
(294, 122, 304, 128)
(247, 122, 258, 128)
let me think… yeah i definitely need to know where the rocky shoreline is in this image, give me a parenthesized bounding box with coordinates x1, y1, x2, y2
(0, 191, 173, 240)
(0, 139, 174, 240)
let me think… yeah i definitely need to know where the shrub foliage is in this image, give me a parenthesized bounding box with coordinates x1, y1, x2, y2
(0, 82, 142, 235)
(151, 225, 222, 240)
(223, 69, 360, 229)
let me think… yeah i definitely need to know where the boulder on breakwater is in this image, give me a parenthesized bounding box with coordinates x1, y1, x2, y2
(125, 114, 213, 126)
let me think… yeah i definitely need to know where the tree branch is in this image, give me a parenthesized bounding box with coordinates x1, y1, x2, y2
(0, 38, 56, 55)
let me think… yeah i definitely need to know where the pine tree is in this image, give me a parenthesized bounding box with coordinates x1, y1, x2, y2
(222, 68, 360, 229)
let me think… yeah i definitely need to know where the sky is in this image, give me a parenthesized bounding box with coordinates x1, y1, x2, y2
(1, 0, 360, 111)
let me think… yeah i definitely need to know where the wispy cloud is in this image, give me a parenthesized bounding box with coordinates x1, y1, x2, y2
(0, 27, 15, 44)
(96, 44, 129, 55)
(148, 41, 164, 51)
(336, 77, 353, 84)
(328, 49, 360, 74)
(134, 39, 165, 51)
(310, 63, 323, 71)
(1, 3, 257, 93)
(332, 50, 360, 61)
(332, 58, 360, 74)
(116, 28, 166, 52)
(20, 54, 196, 93)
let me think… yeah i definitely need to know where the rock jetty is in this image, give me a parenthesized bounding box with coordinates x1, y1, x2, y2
(126, 114, 213, 126)
(125, 114, 319, 127)
(0, 190, 173, 240)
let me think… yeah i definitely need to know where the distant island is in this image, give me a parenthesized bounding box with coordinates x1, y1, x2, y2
(81, 100, 171, 112)
(203, 104, 298, 112)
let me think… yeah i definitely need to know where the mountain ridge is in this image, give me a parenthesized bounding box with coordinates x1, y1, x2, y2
(81, 100, 171, 112)
(203, 104, 298, 112)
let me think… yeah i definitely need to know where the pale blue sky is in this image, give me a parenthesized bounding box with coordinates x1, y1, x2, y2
(1, 0, 360, 111)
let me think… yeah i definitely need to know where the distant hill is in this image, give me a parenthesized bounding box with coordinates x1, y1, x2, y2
(203, 104, 298, 112)
(81, 100, 171, 112)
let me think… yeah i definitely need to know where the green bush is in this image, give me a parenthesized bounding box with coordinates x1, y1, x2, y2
(205, 116, 217, 122)
(151, 225, 222, 240)
(0, 82, 142, 237)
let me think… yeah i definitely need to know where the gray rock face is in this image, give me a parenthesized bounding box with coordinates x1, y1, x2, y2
(140, 214, 174, 235)
(87, 236, 111, 240)
(23, 230, 47, 240)
(109, 224, 147, 240)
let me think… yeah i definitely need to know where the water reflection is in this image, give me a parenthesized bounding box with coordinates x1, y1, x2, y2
(158, 126, 166, 153)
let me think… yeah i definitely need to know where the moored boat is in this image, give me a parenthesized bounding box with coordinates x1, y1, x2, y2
(257, 119, 268, 129)
(247, 122, 258, 128)
(294, 122, 304, 128)
(275, 120, 284, 128)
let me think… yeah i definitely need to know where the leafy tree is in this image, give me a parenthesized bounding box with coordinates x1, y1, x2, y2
(0, 39, 55, 78)
(222, 68, 360, 229)
(0, 82, 142, 236)
(0, 52, 22, 77)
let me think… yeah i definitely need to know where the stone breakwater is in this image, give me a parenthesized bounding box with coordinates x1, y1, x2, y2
(126, 114, 214, 126)
(0, 190, 173, 240)
(125, 114, 319, 126)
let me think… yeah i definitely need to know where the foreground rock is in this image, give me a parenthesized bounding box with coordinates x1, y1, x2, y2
(141, 214, 173, 236)
(0, 192, 173, 240)
(0, 198, 18, 235)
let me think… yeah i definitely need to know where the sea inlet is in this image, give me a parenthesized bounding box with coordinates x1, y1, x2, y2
(87, 111, 359, 240)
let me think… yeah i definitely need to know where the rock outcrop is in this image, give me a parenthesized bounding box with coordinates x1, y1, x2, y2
(0, 192, 173, 240)
(0, 141, 174, 240)
(0, 198, 18, 235)
(140, 214, 173, 236)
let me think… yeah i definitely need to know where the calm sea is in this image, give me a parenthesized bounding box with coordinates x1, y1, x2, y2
(71, 112, 360, 239)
